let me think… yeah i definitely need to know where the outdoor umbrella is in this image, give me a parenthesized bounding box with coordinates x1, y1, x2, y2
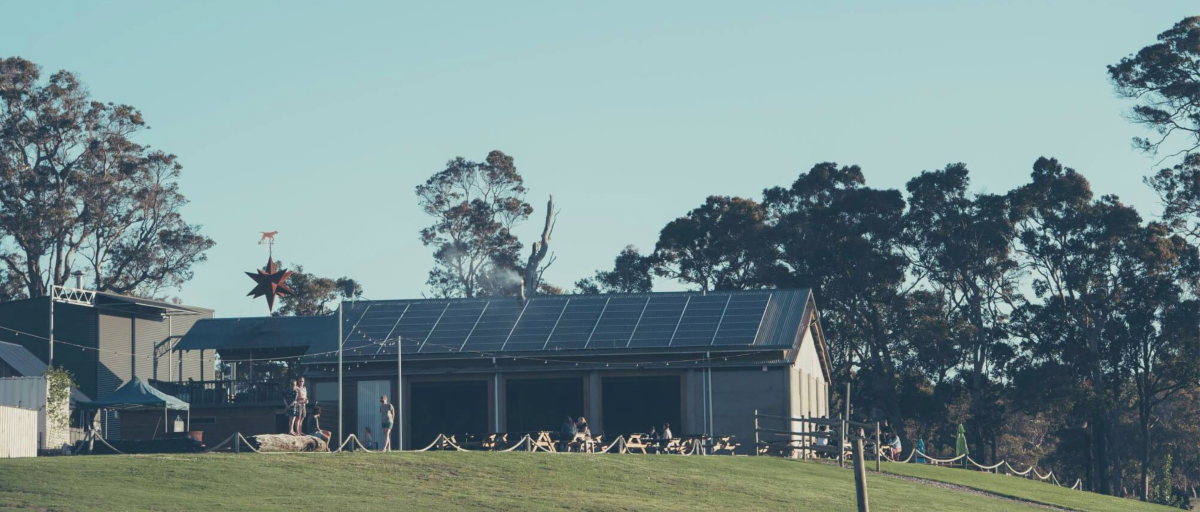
(955, 423, 969, 468)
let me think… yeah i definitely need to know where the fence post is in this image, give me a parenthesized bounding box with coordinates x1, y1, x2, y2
(874, 422, 880, 472)
(753, 409, 759, 456)
(852, 429, 870, 512)
(839, 415, 846, 468)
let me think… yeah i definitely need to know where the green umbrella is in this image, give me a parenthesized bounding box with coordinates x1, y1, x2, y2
(955, 424, 969, 467)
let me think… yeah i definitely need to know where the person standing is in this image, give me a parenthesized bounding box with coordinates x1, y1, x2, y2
(295, 377, 309, 435)
(380, 395, 395, 452)
(285, 379, 300, 435)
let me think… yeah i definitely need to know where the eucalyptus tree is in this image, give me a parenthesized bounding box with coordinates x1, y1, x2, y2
(0, 57, 213, 298)
(904, 163, 1022, 463)
(650, 195, 780, 292)
(1009, 157, 1148, 494)
(574, 245, 653, 294)
(416, 151, 532, 298)
(762, 163, 915, 445)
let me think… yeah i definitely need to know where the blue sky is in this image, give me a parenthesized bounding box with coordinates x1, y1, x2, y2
(1, 1, 1194, 317)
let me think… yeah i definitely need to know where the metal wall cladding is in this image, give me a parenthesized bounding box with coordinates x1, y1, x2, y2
(134, 317, 168, 381)
(0, 404, 38, 458)
(0, 377, 46, 450)
(0, 376, 46, 413)
(168, 313, 214, 382)
(97, 314, 133, 439)
(52, 304, 99, 399)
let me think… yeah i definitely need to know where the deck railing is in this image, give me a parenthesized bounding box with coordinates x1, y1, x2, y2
(149, 379, 286, 406)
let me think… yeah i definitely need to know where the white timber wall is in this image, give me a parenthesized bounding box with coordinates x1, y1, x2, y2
(0, 404, 38, 458)
(794, 326, 828, 419)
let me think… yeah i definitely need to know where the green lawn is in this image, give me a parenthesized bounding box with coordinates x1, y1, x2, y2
(0, 452, 1162, 511)
(881, 462, 1174, 512)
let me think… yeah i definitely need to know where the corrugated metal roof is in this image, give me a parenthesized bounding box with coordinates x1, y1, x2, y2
(172, 290, 818, 368)
(0, 343, 91, 404)
(0, 341, 46, 377)
(304, 289, 813, 361)
(175, 315, 337, 351)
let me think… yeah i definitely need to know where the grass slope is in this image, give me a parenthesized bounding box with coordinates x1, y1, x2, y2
(881, 462, 1175, 512)
(0, 452, 1150, 512)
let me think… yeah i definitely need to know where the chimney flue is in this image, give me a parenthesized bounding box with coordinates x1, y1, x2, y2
(71, 271, 84, 289)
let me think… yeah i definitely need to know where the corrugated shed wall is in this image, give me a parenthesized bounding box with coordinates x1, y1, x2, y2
(52, 304, 99, 399)
(134, 317, 167, 381)
(97, 314, 132, 439)
(167, 313, 213, 381)
(0, 404, 38, 458)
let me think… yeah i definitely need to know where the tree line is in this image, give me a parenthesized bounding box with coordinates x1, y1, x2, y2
(413, 18, 1200, 505)
(3, 14, 1197, 507)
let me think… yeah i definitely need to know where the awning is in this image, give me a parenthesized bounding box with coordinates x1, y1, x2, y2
(175, 315, 336, 352)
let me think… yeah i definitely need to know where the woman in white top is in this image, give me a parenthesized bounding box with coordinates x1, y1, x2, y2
(661, 423, 673, 440)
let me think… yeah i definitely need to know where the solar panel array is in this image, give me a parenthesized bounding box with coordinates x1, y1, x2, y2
(334, 292, 776, 357)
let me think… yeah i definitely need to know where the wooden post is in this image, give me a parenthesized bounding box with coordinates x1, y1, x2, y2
(753, 409, 759, 456)
(875, 421, 880, 472)
(852, 429, 870, 512)
(839, 415, 846, 468)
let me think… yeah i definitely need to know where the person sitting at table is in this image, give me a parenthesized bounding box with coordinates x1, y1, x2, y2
(887, 433, 902, 460)
(559, 416, 577, 451)
(647, 426, 658, 440)
(661, 422, 673, 440)
(577, 416, 592, 440)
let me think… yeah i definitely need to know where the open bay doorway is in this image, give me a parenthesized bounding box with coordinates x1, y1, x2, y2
(357, 380, 390, 450)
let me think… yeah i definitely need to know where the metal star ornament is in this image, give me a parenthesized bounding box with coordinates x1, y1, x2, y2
(245, 256, 294, 312)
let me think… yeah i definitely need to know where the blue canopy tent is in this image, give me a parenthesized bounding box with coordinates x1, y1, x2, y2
(87, 377, 190, 438)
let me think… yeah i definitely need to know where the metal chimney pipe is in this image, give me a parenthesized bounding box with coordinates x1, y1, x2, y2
(72, 270, 84, 289)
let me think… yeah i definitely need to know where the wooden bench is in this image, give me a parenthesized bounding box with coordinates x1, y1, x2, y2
(481, 433, 508, 451)
(711, 436, 739, 455)
(624, 434, 648, 454)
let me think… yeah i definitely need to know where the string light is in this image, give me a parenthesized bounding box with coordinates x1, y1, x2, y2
(0, 318, 765, 369)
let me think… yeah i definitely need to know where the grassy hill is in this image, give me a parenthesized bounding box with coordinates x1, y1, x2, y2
(0, 452, 1178, 511)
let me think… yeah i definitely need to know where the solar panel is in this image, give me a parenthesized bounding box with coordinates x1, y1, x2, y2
(544, 297, 607, 350)
(341, 303, 409, 352)
(315, 290, 799, 361)
(711, 293, 771, 346)
(419, 301, 487, 353)
(459, 300, 524, 353)
(502, 299, 568, 352)
(585, 297, 648, 349)
(627, 296, 689, 348)
(669, 294, 730, 347)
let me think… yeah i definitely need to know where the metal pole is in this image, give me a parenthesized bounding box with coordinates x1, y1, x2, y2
(168, 316, 174, 382)
(753, 409, 759, 456)
(48, 294, 54, 367)
(337, 302, 344, 449)
(397, 335, 402, 451)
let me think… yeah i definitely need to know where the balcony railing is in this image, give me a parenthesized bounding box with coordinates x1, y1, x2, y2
(149, 379, 286, 406)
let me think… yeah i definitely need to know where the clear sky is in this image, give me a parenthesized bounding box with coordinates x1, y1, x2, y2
(1, 1, 1194, 317)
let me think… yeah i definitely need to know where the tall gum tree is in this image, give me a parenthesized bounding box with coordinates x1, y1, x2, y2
(0, 57, 213, 298)
(904, 163, 1021, 463)
(762, 163, 915, 451)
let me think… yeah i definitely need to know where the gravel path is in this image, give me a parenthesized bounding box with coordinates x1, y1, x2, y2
(876, 471, 1073, 511)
